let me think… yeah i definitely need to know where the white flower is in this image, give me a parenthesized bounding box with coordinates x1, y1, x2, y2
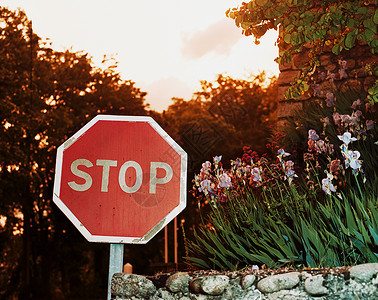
(322, 173, 336, 195)
(347, 150, 362, 170)
(199, 179, 212, 195)
(252, 167, 262, 182)
(278, 148, 290, 157)
(218, 172, 232, 188)
(337, 132, 357, 145)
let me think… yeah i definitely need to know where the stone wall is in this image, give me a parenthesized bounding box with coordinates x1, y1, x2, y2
(277, 41, 377, 122)
(111, 263, 378, 299)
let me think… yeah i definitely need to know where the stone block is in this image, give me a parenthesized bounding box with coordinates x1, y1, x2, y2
(304, 275, 328, 296)
(292, 51, 310, 69)
(279, 59, 295, 71)
(241, 275, 256, 290)
(344, 58, 356, 70)
(277, 70, 300, 86)
(340, 79, 362, 93)
(277, 86, 289, 101)
(277, 102, 303, 119)
(357, 55, 377, 67)
(200, 275, 229, 295)
(320, 54, 334, 67)
(364, 76, 376, 91)
(111, 273, 156, 298)
(319, 80, 336, 95)
(166, 272, 192, 293)
(350, 263, 378, 282)
(257, 272, 300, 293)
(349, 67, 367, 78)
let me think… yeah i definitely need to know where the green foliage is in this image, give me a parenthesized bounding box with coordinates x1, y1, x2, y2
(226, 0, 378, 100)
(186, 162, 377, 271)
(186, 182, 304, 270)
(186, 90, 378, 270)
(319, 183, 378, 264)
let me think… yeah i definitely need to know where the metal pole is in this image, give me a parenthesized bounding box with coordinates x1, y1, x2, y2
(174, 217, 178, 269)
(164, 226, 168, 264)
(107, 243, 124, 300)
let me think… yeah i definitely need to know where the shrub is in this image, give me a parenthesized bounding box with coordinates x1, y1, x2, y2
(185, 89, 377, 270)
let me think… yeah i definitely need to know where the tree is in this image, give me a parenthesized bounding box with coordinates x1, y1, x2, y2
(162, 73, 278, 247)
(193, 73, 277, 154)
(0, 6, 148, 299)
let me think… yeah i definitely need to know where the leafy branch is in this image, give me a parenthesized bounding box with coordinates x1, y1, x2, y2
(227, 0, 378, 100)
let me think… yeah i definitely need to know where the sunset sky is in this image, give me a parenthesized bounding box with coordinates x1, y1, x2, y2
(3, 0, 279, 111)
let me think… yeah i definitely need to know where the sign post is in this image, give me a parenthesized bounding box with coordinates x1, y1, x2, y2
(53, 115, 187, 299)
(107, 244, 124, 300)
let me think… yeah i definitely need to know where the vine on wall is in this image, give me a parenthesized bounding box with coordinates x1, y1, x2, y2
(226, 0, 378, 102)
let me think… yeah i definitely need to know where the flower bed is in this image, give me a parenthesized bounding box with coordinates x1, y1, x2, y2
(185, 89, 377, 271)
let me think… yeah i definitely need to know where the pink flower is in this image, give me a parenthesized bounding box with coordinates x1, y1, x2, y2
(308, 129, 319, 141)
(199, 179, 212, 195)
(351, 99, 361, 109)
(339, 68, 348, 79)
(325, 92, 335, 107)
(329, 159, 341, 173)
(366, 120, 374, 130)
(218, 172, 232, 188)
(326, 71, 335, 82)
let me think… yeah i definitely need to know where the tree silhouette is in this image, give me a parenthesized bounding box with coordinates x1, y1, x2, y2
(0, 7, 148, 299)
(162, 73, 278, 247)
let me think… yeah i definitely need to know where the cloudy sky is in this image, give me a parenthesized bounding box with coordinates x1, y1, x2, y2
(3, 0, 279, 111)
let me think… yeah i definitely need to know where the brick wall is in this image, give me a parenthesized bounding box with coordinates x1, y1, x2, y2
(277, 41, 376, 122)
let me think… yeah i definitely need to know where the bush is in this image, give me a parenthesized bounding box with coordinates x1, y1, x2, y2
(185, 89, 377, 270)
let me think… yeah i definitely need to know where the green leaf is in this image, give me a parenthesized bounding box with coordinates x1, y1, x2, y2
(186, 257, 210, 269)
(347, 19, 355, 28)
(374, 9, 378, 24)
(291, 31, 299, 44)
(302, 82, 309, 91)
(249, 253, 274, 266)
(256, 0, 269, 7)
(345, 202, 357, 230)
(284, 33, 291, 44)
(364, 18, 377, 33)
(286, 24, 295, 33)
(363, 29, 375, 43)
(356, 7, 367, 15)
(331, 26, 340, 34)
(344, 30, 358, 49)
(209, 257, 226, 270)
(368, 225, 378, 246)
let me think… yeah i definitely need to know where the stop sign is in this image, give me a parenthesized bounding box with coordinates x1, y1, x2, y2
(53, 115, 187, 244)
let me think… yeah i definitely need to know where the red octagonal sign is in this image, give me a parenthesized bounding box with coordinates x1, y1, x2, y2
(53, 115, 187, 244)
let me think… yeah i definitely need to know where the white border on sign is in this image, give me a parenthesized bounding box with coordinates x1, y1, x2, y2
(53, 115, 187, 244)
